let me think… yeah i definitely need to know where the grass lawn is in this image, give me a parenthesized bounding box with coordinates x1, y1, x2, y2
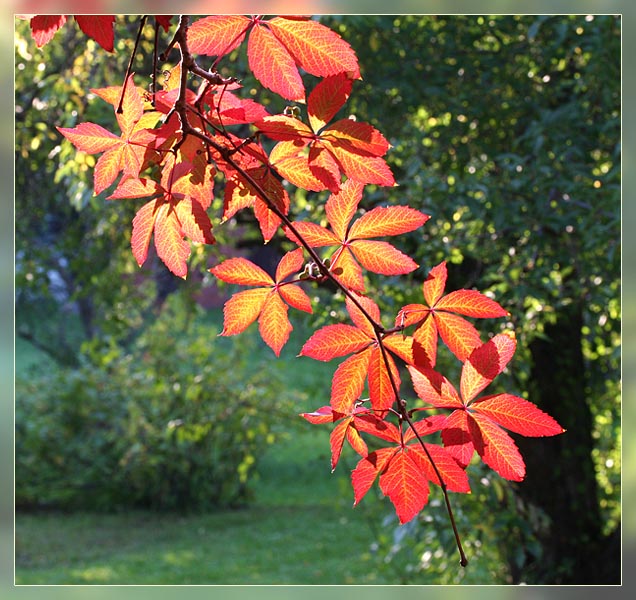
(15, 316, 397, 585)
(15, 426, 392, 585)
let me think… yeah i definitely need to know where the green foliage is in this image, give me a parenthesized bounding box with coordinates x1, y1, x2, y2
(15, 298, 293, 511)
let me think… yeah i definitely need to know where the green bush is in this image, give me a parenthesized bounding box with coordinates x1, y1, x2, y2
(16, 301, 294, 511)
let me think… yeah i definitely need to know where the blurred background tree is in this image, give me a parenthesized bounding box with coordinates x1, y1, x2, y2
(320, 14, 620, 584)
(15, 14, 620, 584)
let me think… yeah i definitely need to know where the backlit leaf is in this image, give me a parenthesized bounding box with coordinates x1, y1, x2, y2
(268, 17, 360, 79)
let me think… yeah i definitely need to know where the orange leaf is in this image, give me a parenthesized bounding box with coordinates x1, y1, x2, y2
(278, 284, 312, 313)
(472, 394, 565, 437)
(186, 15, 250, 57)
(330, 349, 372, 413)
(434, 311, 483, 362)
(351, 240, 419, 276)
(153, 203, 191, 278)
(248, 24, 305, 102)
(436, 289, 509, 318)
(131, 197, 161, 268)
(307, 73, 353, 133)
(325, 178, 363, 240)
(211, 257, 273, 286)
(259, 292, 292, 356)
(300, 324, 370, 361)
(326, 142, 396, 186)
(220, 288, 270, 336)
(349, 206, 429, 239)
(268, 17, 360, 79)
(468, 412, 526, 481)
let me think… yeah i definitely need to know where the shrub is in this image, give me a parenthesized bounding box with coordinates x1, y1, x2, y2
(15, 301, 293, 511)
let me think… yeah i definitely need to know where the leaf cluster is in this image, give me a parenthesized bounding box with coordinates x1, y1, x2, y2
(26, 14, 566, 565)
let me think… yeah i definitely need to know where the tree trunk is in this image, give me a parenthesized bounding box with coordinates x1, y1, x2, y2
(515, 301, 620, 584)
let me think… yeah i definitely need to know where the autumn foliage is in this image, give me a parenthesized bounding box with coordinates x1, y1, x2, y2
(26, 14, 565, 565)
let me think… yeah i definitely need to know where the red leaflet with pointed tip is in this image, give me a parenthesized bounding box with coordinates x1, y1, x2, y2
(268, 17, 360, 79)
(468, 412, 526, 481)
(352, 418, 471, 524)
(287, 179, 428, 291)
(186, 15, 250, 57)
(211, 250, 311, 356)
(397, 261, 508, 365)
(29, 15, 66, 47)
(74, 16, 115, 52)
(461, 333, 517, 403)
(368, 346, 400, 411)
(248, 24, 306, 102)
(300, 324, 370, 360)
(471, 394, 565, 437)
(308, 73, 353, 133)
(57, 75, 157, 195)
(409, 337, 565, 480)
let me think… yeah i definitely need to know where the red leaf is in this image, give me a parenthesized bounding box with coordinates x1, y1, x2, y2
(210, 257, 273, 286)
(74, 16, 115, 52)
(330, 349, 372, 413)
(408, 365, 463, 409)
(399, 261, 509, 364)
(259, 292, 292, 356)
(349, 206, 429, 239)
(350, 240, 419, 276)
(268, 17, 360, 79)
(368, 347, 400, 411)
(29, 15, 66, 47)
(219, 288, 270, 336)
(352, 447, 395, 507)
(468, 412, 526, 481)
(300, 405, 339, 424)
(307, 73, 353, 133)
(409, 443, 471, 493)
(379, 449, 430, 525)
(460, 333, 517, 403)
(441, 410, 474, 468)
(187, 15, 250, 57)
(300, 324, 370, 360)
(325, 119, 391, 157)
(248, 24, 305, 102)
(472, 394, 565, 437)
